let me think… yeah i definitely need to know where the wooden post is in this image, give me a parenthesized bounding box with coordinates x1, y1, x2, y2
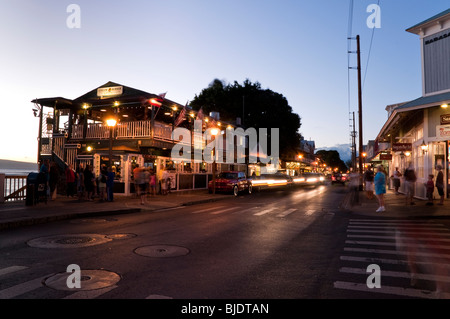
(0, 174, 4, 203)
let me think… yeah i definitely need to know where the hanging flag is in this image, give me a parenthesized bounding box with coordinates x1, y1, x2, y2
(148, 92, 167, 107)
(175, 106, 187, 126)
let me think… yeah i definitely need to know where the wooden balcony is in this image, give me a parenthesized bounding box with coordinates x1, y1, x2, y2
(71, 120, 174, 142)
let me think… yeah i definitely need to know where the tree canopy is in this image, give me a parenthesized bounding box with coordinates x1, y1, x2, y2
(315, 150, 348, 172)
(190, 79, 303, 161)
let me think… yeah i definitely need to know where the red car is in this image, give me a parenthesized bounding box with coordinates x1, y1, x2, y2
(208, 171, 252, 196)
(331, 172, 347, 185)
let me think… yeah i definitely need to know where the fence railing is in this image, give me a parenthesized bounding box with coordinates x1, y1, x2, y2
(71, 120, 174, 141)
(1, 175, 27, 202)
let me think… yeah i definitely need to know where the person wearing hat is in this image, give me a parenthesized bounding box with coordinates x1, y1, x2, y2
(436, 165, 444, 205)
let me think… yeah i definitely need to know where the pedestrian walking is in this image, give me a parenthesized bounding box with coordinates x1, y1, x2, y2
(404, 162, 417, 205)
(76, 163, 85, 201)
(49, 162, 60, 201)
(97, 165, 108, 202)
(149, 170, 156, 196)
(84, 164, 95, 201)
(349, 170, 360, 206)
(424, 174, 435, 206)
(65, 164, 76, 197)
(392, 167, 402, 195)
(106, 166, 115, 202)
(374, 165, 386, 212)
(436, 165, 445, 205)
(363, 166, 375, 200)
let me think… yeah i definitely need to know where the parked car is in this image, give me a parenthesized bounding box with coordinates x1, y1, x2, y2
(208, 171, 252, 196)
(331, 172, 347, 185)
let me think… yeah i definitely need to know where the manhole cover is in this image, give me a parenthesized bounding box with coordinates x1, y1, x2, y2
(44, 269, 121, 291)
(106, 234, 137, 240)
(27, 234, 112, 249)
(134, 245, 190, 258)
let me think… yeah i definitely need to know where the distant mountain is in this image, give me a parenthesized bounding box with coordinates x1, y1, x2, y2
(0, 159, 38, 170)
(316, 144, 352, 162)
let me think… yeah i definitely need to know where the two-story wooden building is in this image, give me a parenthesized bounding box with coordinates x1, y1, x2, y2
(32, 81, 247, 196)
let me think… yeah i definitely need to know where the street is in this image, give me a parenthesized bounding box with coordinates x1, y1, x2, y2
(1, 183, 450, 303)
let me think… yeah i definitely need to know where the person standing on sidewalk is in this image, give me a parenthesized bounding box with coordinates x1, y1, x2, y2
(374, 165, 386, 212)
(65, 164, 76, 198)
(436, 165, 445, 205)
(404, 162, 417, 205)
(106, 166, 115, 202)
(363, 166, 375, 200)
(393, 167, 402, 195)
(424, 174, 435, 206)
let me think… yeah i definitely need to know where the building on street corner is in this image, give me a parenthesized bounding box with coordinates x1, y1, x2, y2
(375, 8, 450, 200)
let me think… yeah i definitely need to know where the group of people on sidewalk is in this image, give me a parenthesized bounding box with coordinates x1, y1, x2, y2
(360, 162, 446, 212)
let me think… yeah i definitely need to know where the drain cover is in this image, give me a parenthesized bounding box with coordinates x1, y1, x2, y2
(134, 245, 190, 258)
(27, 234, 112, 249)
(44, 269, 120, 291)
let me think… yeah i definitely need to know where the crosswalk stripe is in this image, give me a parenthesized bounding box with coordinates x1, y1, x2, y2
(0, 276, 46, 299)
(253, 208, 276, 216)
(344, 247, 450, 259)
(63, 285, 118, 299)
(340, 255, 450, 268)
(346, 239, 450, 250)
(0, 266, 28, 277)
(349, 220, 445, 226)
(192, 206, 226, 214)
(277, 209, 297, 218)
(211, 207, 235, 215)
(348, 225, 447, 231)
(333, 281, 448, 299)
(347, 229, 450, 236)
(339, 267, 450, 283)
(347, 234, 450, 242)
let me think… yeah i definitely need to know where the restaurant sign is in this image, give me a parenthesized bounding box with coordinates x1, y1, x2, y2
(392, 143, 412, 152)
(97, 86, 123, 98)
(441, 114, 450, 125)
(436, 125, 450, 139)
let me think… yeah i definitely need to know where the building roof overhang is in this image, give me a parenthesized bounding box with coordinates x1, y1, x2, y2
(406, 8, 450, 35)
(376, 91, 450, 143)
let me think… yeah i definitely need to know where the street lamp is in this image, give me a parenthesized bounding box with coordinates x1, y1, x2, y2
(210, 128, 219, 194)
(106, 118, 117, 168)
(420, 140, 428, 154)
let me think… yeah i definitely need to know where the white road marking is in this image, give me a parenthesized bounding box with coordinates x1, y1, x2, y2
(0, 266, 28, 277)
(340, 267, 450, 283)
(253, 208, 276, 216)
(0, 276, 47, 299)
(277, 209, 297, 218)
(211, 207, 236, 215)
(344, 247, 450, 259)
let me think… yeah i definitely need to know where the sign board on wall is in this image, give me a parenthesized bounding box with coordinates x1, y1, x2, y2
(97, 86, 123, 98)
(436, 125, 450, 139)
(392, 143, 412, 152)
(440, 114, 450, 125)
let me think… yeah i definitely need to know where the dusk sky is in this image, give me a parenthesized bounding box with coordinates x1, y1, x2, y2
(1, 1, 449, 163)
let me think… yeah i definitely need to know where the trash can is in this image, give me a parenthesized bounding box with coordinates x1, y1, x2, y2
(26, 172, 39, 206)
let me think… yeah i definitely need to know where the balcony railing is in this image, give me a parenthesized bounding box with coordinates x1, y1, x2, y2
(71, 120, 174, 141)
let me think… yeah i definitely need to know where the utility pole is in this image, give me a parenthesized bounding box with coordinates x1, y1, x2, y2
(357, 35, 363, 176)
(351, 112, 357, 172)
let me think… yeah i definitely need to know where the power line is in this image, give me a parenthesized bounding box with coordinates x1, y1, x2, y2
(362, 0, 381, 91)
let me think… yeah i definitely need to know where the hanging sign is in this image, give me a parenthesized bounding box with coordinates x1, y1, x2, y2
(392, 143, 412, 152)
(436, 125, 450, 139)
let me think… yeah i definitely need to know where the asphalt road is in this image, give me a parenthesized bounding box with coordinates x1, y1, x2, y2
(2, 183, 449, 305)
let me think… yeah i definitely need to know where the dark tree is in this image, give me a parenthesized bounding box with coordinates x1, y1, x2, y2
(191, 79, 303, 161)
(315, 150, 348, 172)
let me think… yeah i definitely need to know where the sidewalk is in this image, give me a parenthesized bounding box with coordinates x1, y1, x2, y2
(0, 190, 230, 230)
(341, 188, 450, 219)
